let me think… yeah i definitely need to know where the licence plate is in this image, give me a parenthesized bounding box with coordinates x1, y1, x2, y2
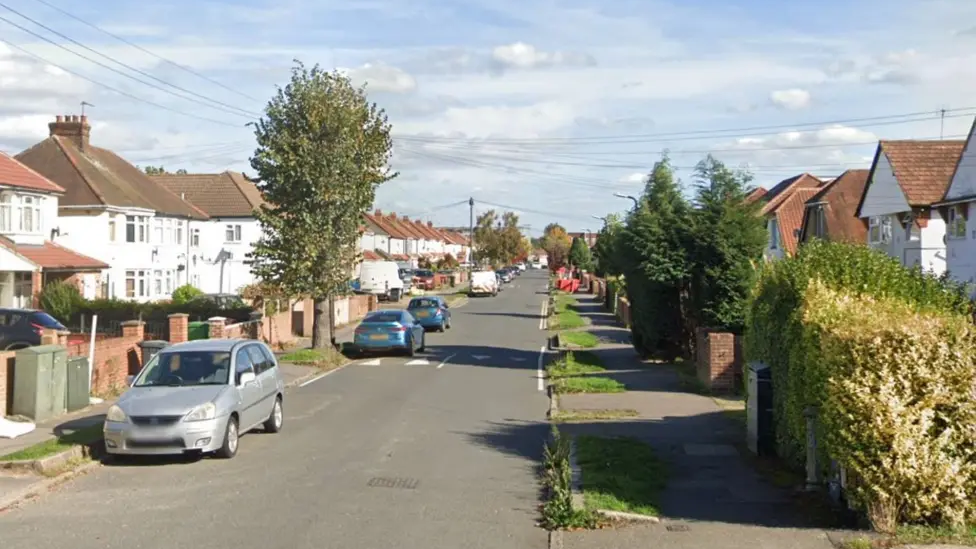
(369, 334, 388, 340)
(416, 311, 429, 317)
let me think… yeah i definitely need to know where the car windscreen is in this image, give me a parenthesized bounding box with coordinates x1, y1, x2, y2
(414, 270, 434, 277)
(409, 298, 439, 308)
(364, 312, 403, 323)
(30, 312, 66, 329)
(134, 351, 232, 387)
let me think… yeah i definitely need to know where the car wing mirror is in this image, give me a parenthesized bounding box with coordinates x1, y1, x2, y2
(238, 371, 257, 386)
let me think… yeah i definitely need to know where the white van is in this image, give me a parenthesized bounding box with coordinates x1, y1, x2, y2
(360, 261, 405, 301)
(470, 270, 498, 297)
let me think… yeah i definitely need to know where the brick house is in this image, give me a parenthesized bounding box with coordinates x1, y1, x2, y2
(0, 152, 108, 309)
(15, 115, 209, 302)
(759, 174, 825, 260)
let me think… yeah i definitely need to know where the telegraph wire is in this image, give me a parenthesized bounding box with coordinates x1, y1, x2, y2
(27, 0, 264, 103)
(0, 8, 257, 119)
(0, 37, 243, 127)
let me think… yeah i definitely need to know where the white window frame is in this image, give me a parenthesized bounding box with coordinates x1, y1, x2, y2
(948, 206, 967, 240)
(153, 218, 164, 244)
(176, 220, 184, 245)
(108, 214, 117, 242)
(768, 218, 780, 250)
(125, 269, 150, 298)
(0, 194, 10, 232)
(191, 227, 200, 247)
(0, 192, 43, 235)
(868, 216, 892, 244)
(126, 215, 150, 243)
(164, 218, 174, 244)
(153, 269, 163, 296)
(165, 270, 173, 294)
(225, 224, 242, 243)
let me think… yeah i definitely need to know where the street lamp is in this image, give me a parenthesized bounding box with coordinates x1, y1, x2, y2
(613, 192, 639, 209)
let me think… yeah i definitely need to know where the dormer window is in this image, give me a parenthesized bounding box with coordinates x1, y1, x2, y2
(0, 192, 43, 234)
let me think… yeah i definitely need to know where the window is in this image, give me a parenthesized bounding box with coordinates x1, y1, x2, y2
(225, 224, 242, 242)
(948, 205, 967, 240)
(0, 194, 9, 232)
(191, 274, 200, 287)
(246, 345, 269, 374)
(13, 272, 32, 308)
(153, 218, 163, 243)
(0, 193, 42, 234)
(234, 349, 255, 380)
(904, 213, 921, 242)
(811, 206, 827, 239)
(108, 215, 117, 242)
(164, 218, 174, 244)
(191, 228, 200, 247)
(768, 219, 780, 249)
(153, 270, 163, 296)
(176, 221, 184, 245)
(125, 269, 149, 298)
(165, 270, 173, 294)
(868, 216, 892, 244)
(126, 216, 149, 243)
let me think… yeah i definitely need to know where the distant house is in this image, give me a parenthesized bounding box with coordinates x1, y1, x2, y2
(855, 140, 966, 275)
(567, 232, 598, 248)
(15, 115, 207, 302)
(152, 171, 265, 294)
(0, 152, 108, 308)
(935, 118, 976, 288)
(798, 169, 870, 245)
(745, 187, 768, 204)
(759, 174, 824, 260)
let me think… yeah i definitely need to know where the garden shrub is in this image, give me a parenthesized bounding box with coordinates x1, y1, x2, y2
(803, 281, 976, 530)
(38, 280, 84, 323)
(171, 284, 203, 305)
(73, 297, 254, 325)
(744, 240, 972, 466)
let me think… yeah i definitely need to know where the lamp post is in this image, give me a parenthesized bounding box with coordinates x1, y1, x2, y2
(613, 192, 639, 209)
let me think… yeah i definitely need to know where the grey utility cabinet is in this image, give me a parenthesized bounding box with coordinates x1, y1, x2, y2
(746, 361, 775, 456)
(65, 356, 91, 412)
(12, 345, 68, 422)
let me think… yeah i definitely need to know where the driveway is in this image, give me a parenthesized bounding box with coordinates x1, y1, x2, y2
(0, 272, 552, 549)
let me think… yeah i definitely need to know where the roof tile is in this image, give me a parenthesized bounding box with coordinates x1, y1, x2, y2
(801, 169, 870, 244)
(152, 171, 264, 217)
(0, 152, 64, 193)
(880, 140, 966, 205)
(0, 236, 108, 270)
(775, 188, 820, 255)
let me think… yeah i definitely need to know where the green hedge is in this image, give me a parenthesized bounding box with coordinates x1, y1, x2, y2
(71, 298, 254, 325)
(744, 240, 972, 466)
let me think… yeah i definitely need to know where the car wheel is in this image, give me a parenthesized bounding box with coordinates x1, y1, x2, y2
(418, 332, 426, 353)
(263, 396, 283, 433)
(406, 335, 415, 357)
(446, 318, 452, 330)
(216, 416, 239, 459)
(438, 321, 446, 333)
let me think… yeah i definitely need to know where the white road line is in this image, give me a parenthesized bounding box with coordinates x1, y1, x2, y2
(298, 364, 346, 387)
(437, 354, 456, 369)
(360, 358, 382, 366)
(537, 345, 546, 392)
(539, 299, 548, 330)
(405, 359, 429, 366)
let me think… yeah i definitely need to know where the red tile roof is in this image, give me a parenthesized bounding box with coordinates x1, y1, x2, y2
(362, 250, 381, 261)
(877, 140, 966, 206)
(0, 151, 64, 193)
(152, 171, 264, 217)
(761, 174, 824, 215)
(0, 236, 108, 270)
(800, 169, 870, 244)
(745, 187, 767, 204)
(774, 188, 820, 255)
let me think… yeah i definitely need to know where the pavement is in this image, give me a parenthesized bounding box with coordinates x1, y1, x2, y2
(555, 295, 838, 549)
(0, 273, 551, 549)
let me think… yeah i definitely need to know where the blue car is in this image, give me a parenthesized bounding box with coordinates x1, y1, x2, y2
(406, 296, 452, 332)
(353, 309, 426, 356)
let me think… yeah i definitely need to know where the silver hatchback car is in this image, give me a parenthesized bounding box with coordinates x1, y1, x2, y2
(103, 339, 285, 459)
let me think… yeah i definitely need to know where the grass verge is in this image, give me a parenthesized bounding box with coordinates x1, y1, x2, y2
(553, 377, 626, 394)
(575, 435, 666, 516)
(551, 294, 585, 330)
(541, 426, 598, 530)
(559, 331, 599, 348)
(547, 351, 605, 378)
(551, 409, 639, 422)
(0, 423, 103, 462)
(842, 525, 976, 548)
(279, 347, 349, 370)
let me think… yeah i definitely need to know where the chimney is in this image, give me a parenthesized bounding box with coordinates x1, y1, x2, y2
(427, 221, 433, 228)
(390, 212, 397, 219)
(374, 209, 382, 216)
(402, 215, 410, 221)
(48, 113, 91, 151)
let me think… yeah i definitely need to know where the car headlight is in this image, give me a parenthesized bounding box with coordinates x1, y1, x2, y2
(184, 402, 217, 422)
(106, 404, 128, 423)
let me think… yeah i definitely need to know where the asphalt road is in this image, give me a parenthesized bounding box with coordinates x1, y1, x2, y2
(0, 271, 552, 549)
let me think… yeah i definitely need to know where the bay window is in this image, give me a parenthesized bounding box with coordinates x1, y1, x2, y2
(164, 218, 174, 243)
(0, 193, 43, 234)
(176, 220, 184, 245)
(191, 228, 200, 247)
(153, 218, 163, 243)
(0, 195, 9, 232)
(868, 216, 892, 244)
(125, 269, 149, 298)
(126, 215, 149, 243)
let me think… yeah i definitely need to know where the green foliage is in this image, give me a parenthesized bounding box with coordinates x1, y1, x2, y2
(568, 237, 593, 271)
(542, 223, 571, 271)
(592, 214, 623, 277)
(142, 166, 187, 175)
(575, 435, 666, 516)
(170, 284, 203, 305)
(744, 239, 973, 466)
(803, 282, 976, 530)
(541, 426, 597, 529)
(473, 210, 523, 265)
(38, 280, 84, 323)
(74, 298, 253, 324)
(436, 253, 459, 270)
(248, 61, 395, 301)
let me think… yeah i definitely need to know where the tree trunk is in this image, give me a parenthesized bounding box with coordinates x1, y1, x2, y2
(328, 295, 338, 350)
(311, 297, 332, 349)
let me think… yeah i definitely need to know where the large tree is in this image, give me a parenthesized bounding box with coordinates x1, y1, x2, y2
(592, 213, 623, 277)
(473, 209, 523, 266)
(568, 237, 593, 271)
(248, 61, 396, 349)
(541, 223, 571, 270)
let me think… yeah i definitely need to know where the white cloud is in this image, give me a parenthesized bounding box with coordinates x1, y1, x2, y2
(396, 101, 580, 139)
(620, 172, 645, 184)
(490, 42, 595, 70)
(769, 88, 811, 110)
(343, 63, 417, 94)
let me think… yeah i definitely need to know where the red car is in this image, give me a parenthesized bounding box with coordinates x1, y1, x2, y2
(412, 269, 436, 290)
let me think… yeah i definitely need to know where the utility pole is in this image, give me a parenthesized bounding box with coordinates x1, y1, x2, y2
(468, 197, 475, 265)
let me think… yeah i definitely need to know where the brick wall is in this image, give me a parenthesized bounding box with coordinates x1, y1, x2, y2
(261, 309, 293, 347)
(695, 328, 744, 393)
(0, 351, 13, 417)
(65, 321, 144, 398)
(349, 295, 373, 322)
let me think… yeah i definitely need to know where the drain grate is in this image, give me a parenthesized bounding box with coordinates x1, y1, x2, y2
(666, 525, 690, 532)
(367, 477, 419, 489)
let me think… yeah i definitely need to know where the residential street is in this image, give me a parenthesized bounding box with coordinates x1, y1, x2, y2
(0, 272, 552, 549)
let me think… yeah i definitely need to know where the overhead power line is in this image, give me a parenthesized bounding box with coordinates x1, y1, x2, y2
(0, 8, 257, 119)
(27, 0, 263, 103)
(0, 37, 243, 127)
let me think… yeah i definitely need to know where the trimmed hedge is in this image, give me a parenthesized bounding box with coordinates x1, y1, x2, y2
(804, 282, 976, 530)
(744, 240, 972, 466)
(71, 298, 254, 325)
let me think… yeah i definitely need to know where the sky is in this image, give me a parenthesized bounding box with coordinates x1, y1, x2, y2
(1, 0, 975, 235)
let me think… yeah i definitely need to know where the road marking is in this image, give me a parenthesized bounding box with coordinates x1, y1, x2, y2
(405, 359, 429, 366)
(471, 354, 490, 360)
(437, 354, 456, 369)
(537, 346, 546, 391)
(298, 363, 348, 387)
(360, 358, 382, 366)
(539, 299, 549, 330)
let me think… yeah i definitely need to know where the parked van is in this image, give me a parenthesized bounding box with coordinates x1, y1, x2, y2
(470, 270, 498, 297)
(360, 261, 405, 301)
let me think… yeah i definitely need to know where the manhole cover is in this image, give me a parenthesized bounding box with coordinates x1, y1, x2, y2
(666, 525, 690, 532)
(367, 477, 419, 489)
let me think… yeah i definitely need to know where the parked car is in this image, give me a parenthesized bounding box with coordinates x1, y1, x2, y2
(0, 308, 67, 350)
(412, 269, 436, 290)
(353, 309, 426, 356)
(496, 269, 514, 283)
(192, 293, 247, 308)
(398, 268, 414, 294)
(103, 339, 284, 459)
(516, 263, 527, 272)
(470, 270, 499, 297)
(360, 261, 404, 301)
(406, 296, 452, 332)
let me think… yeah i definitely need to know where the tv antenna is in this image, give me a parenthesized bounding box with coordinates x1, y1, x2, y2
(81, 101, 95, 116)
